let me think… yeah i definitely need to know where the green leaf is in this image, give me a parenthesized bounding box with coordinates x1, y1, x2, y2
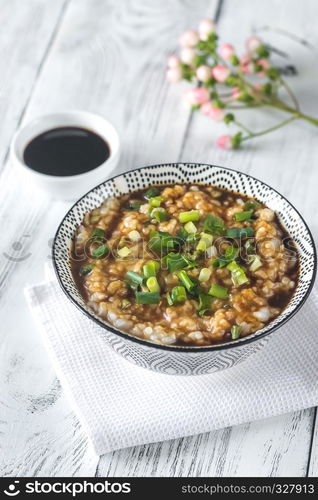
(203, 214, 226, 235)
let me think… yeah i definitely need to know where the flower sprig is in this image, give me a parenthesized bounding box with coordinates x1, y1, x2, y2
(166, 18, 318, 149)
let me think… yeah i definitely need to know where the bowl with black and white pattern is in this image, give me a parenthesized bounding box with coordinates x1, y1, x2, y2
(52, 163, 316, 376)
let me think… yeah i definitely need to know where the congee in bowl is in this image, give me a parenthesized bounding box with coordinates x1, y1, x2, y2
(71, 183, 299, 347)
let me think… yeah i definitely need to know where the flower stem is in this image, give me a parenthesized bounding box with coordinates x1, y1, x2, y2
(241, 116, 297, 142)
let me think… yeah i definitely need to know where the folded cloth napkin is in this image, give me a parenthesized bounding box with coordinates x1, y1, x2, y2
(25, 269, 318, 456)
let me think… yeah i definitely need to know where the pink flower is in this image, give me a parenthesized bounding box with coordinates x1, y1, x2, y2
(184, 88, 210, 106)
(231, 87, 241, 100)
(196, 65, 211, 82)
(216, 135, 232, 150)
(240, 53, 253, 74)
(180, 47, 196, 64)
(219, 43, 235, 60)
(200, 102, 213, 115)
(256, 58, 271, 77)
(212, 65, 230, 83)
(198, 18, 216, 40)
(166, 67, 183, 83)
(167, 55, 180, 68)
(179, 29, 199, 47)
(209, 107, 225, 122)
(246, 36, 262, 53)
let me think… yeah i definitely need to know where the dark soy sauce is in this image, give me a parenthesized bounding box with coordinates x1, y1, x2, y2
(23, 127, 110, 176)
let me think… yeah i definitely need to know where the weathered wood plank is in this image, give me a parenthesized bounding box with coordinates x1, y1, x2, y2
(0, 0, 68, 172)
(97, 410, 313, 477)
(0, 0, 218, 477)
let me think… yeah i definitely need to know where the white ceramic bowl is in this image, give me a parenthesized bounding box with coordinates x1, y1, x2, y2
(10, 110, 120, 200)
(53, 163, 316, 376)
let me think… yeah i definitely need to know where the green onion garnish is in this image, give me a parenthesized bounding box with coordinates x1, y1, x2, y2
(128, 230, 141, 241)
(117, 246, 131, 258)
(92, 244, 109, 259)
(144, 187, 160, 200)
(249, 254, 262, 271)
(92, 228, 106, 241)
(196, 239, 207, 253)
(208, 283, 229, 299)
(171, 286, 187, 304)
(135, 291, 161, 304)
(234, 210, 253, 222)
(121, 299, 131, 309)
(143, 261, 160, 278)
(152, 208, 170, 222)
(184, 221, 197, 234)
(203, 214, 226, 235)
(126, 271, 144, 285)
(198, 293, 213, 316)
(80, 265, 93, 276)
(148, 230, 179, 255)
(164, 253, 197, 273)
(125, 200, 143, 211)
(166, 292, 174, 306)
(212, 246, 239, 268)
(146, 276, 160, 293)
(177, 270, 195, 291)
(179, 210, 200, 223)
(231, 325, 241, 340)
(226, 227, 255, 238)
(227, 261, 249, 286)
(244, 200, 260, 212)
(198, 267, 212, 282)
(149, 196, 162, 207)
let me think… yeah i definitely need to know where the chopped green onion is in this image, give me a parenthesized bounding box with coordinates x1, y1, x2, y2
(148, 230, 179, 255)
(198, 267, 212, 282)
(171, 286, 187, 304)
(200, 232, 213, 247)
(231, 325, 241, 340)
(212, 246, 239, 268)
(166, 292, 174, 306)
(226, 227, 255, 238)
(92, 244, 109, 259)
(125, 199, 143, 211)
(198, 293, 213, 316)
(149, 196, 162, 207)
(117, 246, 131, 258)
(177, 270, 195, 291)
(80, 264, 93, 276)
(162, 253, 197, 273)
(244, 239, 256, 254)
(146, 276, 160, 293)
(135, 291, 161, 304)
(144, 187, 160, 200)
(143, 261, 160, 277)
(121, 299, 131, 309)
(203, 214, 226, 235)
(234, 210, 253, 222)
(128, 230, 141, 241)
(208, 283, 229, 299)
(227, 261, 249, 286)
(186, 233, 201, 245)
(152, 208, 170, 222)
(126, 271, 144, 285)
(184, 221, 197, 234)
(179, 210, 200, 223)
(177, 227, 188, 242)
(92, 227, 106, 241)
(196, 239, 207, 253)
(244, 200, 260, 212)
(249, 254, 262, 271)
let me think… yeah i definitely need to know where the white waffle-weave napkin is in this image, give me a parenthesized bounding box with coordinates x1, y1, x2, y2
(25, 270, 318, 456)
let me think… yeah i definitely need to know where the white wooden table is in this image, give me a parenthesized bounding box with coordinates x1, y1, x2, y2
(1, 0, 318, 477)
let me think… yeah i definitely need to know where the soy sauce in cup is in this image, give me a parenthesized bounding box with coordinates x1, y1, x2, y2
(23, 126, 111, 176)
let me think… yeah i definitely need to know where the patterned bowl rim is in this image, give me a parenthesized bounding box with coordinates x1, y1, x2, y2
(52, 163, 317, 353)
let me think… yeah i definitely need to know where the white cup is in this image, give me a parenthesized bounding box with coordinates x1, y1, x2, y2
(10, 110, 120, 200)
